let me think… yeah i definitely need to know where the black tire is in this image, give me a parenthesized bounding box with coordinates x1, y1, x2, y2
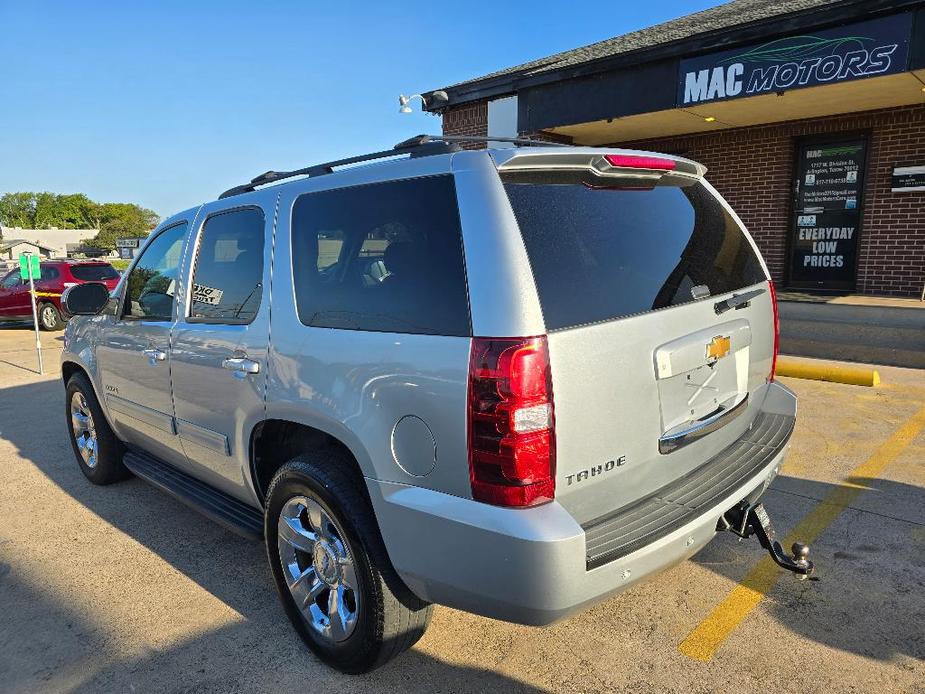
(265, 453, 432, 674)
(65, 372, 129, 485)
(39, 302, 64, 331)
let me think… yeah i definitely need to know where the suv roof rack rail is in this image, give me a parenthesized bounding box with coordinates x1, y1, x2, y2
(393, 134, 572, 149)
(218, 134, 572, 199)
(218, 138, 456, 200)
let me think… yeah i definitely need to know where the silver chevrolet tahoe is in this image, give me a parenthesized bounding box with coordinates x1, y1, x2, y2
(60, 134, 805, 674)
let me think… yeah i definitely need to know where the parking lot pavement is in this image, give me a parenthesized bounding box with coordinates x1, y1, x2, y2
(0, 322, 65, 374)
(0, 326, 923, 693)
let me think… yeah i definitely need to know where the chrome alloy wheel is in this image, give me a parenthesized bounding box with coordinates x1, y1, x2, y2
(277, 495, 360, 643)
(70, 391, 98, 468)
(40, 304, 58, 329)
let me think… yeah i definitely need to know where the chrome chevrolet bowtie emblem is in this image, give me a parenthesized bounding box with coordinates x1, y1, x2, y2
(706, 335, 731, 361)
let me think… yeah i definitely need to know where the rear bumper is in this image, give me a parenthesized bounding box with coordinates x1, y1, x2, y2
(368, 381, 797, 625)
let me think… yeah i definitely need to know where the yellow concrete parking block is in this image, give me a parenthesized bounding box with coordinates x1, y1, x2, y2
(777, 357, 880, 387)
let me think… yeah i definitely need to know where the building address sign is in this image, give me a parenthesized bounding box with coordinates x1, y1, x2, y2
(891, 165, 925, 192)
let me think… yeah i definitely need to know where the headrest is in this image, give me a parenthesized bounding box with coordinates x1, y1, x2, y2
(384, 242, 420, 276)
(234, 234, 263, 256)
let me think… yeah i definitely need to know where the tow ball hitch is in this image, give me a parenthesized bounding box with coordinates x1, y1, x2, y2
(719, 501, 815, 577)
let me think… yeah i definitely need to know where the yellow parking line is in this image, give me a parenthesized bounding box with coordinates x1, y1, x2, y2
(679, 402, 925, 662)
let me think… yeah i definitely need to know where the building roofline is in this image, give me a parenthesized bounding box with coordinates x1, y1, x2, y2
(424, 0, 923, 111)
(0, 239, 57, 252)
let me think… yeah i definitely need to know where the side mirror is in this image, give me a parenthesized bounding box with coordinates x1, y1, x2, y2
(63, 282, 111, 316)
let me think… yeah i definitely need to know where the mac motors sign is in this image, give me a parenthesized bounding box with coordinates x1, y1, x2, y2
(677, 14, 912, 106)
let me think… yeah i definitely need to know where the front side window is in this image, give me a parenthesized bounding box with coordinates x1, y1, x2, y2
(124, 222, 188, 321)
(291, 176, 470, 336)
(189, 207, 265, 324)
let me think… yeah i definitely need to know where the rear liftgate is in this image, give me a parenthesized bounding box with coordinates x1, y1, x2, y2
(719, 501, 815, 577)
(494, 146, 814, 578)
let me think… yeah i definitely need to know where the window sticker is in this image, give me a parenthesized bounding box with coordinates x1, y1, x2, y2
(192, 283, 224, 306)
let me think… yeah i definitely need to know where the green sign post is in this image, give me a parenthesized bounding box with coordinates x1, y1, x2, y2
(19, 252, 40, 281)
(17, 252, 44, 374)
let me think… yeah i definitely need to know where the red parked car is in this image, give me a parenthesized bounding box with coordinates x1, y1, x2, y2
(0, 260, 120, 330)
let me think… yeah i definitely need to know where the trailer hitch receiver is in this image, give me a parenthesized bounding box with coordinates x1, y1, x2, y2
(720, 501, 815, 576)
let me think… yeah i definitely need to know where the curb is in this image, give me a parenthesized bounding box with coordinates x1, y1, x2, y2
(776, 357, 881, 387)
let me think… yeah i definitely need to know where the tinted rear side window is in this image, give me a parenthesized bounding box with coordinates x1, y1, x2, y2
(291, 176, 470, 336)
(70, 264, 118, 281)
(504, 181, 765, 330)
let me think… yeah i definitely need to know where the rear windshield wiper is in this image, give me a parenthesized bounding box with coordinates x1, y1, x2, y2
(714, 287, 765, 315)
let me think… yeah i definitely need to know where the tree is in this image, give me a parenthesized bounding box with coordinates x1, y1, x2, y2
(57, 194, 101, 229)
(32, 192, 103, 230)
(82, 202, 159, 251)
(0, 191, 159, 248)
(33, 192, 62, 229)
(0, 192, 37, 229)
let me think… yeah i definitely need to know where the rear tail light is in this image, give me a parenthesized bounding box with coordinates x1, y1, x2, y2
(768, 280, 780, 381)
(603, 154, 677, 170)
(468, 336, 555, 507)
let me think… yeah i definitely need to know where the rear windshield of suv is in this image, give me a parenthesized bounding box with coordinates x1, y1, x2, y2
(69, 264, 119, 281)
(503, 180, 766, 331)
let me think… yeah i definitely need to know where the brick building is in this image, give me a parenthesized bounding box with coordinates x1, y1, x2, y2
(425, 0, 925, 296)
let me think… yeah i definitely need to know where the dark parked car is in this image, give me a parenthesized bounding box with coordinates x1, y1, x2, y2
(0, 260, 120, 330)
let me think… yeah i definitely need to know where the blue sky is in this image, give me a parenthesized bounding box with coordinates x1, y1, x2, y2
(0, 1, 724, 218)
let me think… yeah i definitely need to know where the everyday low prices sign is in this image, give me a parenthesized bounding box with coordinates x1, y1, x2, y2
(789, 140, 867, 290)
(678, 14, 912, 106)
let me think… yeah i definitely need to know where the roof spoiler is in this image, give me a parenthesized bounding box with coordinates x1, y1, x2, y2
(492, 149, 707, 187)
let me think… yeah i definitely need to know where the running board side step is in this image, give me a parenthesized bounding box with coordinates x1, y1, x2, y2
(123, 450, 264, 541)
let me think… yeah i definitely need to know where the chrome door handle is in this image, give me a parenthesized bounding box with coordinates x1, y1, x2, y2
(142, 348, 167, 365)
(221, 357, 260, 375)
